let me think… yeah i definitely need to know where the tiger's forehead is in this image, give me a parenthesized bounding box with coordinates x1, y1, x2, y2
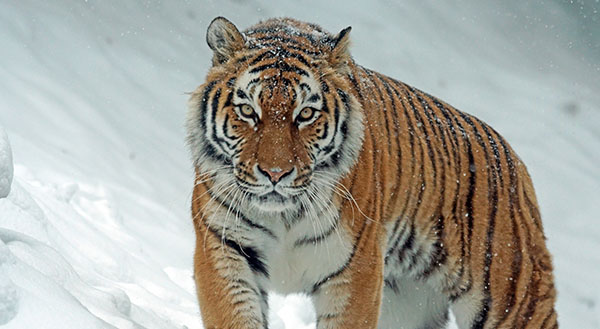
(233, 66, 322, 118)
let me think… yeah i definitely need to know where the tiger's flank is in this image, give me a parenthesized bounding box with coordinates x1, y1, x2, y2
(186, 17, 557, 329)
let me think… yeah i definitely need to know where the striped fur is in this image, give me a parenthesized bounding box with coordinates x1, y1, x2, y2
(187, 17, 557, 329)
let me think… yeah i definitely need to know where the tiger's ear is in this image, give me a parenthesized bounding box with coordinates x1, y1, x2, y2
(329, 26, 352, 72)
(206, 17, 245, 65)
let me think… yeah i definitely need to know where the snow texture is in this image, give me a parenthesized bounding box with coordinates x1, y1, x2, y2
(0, 126, 13, 199)
(0, 0, 599, 328)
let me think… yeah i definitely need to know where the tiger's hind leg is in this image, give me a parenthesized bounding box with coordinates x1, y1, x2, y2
(450, 276, 557, 329)
(378, 276, 449, 329)
(448, 222, 558, 328)
(450, 267, 557, 329)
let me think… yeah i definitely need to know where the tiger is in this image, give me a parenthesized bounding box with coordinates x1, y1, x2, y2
(186, 16, 557, 329)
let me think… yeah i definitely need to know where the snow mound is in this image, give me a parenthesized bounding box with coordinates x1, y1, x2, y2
(0, 126, 13, 199)
(0, 235, 19, 325)
(0, 169, 201, 329)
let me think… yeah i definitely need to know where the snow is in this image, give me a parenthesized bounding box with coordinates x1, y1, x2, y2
(0, 0, 598, 328)
(0, 127, 13, 199)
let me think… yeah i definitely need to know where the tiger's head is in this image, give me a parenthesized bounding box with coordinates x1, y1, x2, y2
(187, 17, 364, 213)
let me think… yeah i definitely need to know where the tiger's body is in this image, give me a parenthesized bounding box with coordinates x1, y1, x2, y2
(187, 17, 557, 329)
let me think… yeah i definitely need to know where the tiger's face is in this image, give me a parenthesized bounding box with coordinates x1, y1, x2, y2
(227, 70, 328, 212)
(187, 17, 364, 213)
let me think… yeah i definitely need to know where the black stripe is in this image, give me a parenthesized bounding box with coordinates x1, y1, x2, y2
(430, 99, 469, 298)
(481, 122, 519, 326)
(407, 245, 424, 271)
(414, 90, 450, 206)
(364, 70, 393, 157)
(211, 90, 236, 152)
(236, 89, 249, 100)
(523, 192, 543, 231)
(307, 93, 320, 103)
(247, 27, 322, 45)
(495, 130, 524, 327)
(248, 51, 272, 66)
(394, 84, 427, 252)
(206, 225, 269, 278)
(240, 216, 278, 241)
(294, 171, 313, 183)
(458, 114, 496, 329)
(210, 87, 222, 141)
(397, 223, 415, 264)
(389, 220, 411, 260)
(317, 92, 342, 159)
(477, 119, 504, 188)
(409, 89, 450, 279)
(384, 218, 406, 265)
(499, 134, 532, 329)
(453, 113, 476, 285)
(222, 114, 240, 141)
(378, 76, 403, 214)
(424, 100, 450, 278)
(254, 35, 303, 46)
(248, 43, 322, 56)
(246, 77, 261, 91)
(318, 121, 329, 140)
(226, 77, 237, 88)
(540, 310, 557, 328)
(235, 54, 252, 64)
(316, 312, 340, 323)
(198, 81, 217, 132)
(418, 240, 448, 280)
(201, 86, 230, 164)
(252, 47, 312, 67)
(432, 99, 461, 177)
(249, 61, 309, 77)
(384, 79, 419, 251)
(294, 215, 339, 247)
(385, 277, 400, 294)
(207, 188, 278, 240)
(299, 82, 311, 92)
(226, 277, 260, 296)
(259, 288, 269, 329)
(443, 105, 475, 300)
(347, 69, 364, 100)
(316, 93, 331, 115)
(404, 85, 438, 199)
(361, 73, 387, 224)
(310, 179, 369, 294)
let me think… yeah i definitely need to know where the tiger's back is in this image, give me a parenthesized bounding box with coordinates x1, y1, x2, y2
(187, 17, 557, 329)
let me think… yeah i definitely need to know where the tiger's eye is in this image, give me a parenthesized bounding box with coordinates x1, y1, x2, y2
(240, 104, 255, 117)
(299, 107, 315, 121)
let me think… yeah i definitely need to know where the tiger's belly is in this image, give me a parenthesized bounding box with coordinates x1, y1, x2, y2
(259, 216, 353, 295)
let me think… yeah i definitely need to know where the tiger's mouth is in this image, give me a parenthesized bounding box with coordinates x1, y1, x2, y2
(249, 190, 299, 212)
(233, 166, 311, 212)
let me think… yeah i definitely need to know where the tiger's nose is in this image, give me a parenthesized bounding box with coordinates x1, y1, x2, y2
(257, 166, 292, 184)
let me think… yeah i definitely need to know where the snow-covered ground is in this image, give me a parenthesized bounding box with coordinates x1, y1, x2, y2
(0, 0, 598, 328)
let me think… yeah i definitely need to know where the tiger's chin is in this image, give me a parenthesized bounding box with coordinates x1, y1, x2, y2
(249, 192, 298, 213)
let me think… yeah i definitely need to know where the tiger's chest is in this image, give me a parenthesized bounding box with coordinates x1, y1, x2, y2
(253, 213, 353, 294)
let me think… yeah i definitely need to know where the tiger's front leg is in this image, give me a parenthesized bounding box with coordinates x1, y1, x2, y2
(193, 219, 267, 329)
(311, 227, 385, 329)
